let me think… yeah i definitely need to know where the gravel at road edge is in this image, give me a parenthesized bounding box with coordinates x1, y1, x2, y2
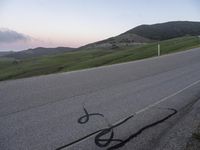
(155, 99, 200, 150)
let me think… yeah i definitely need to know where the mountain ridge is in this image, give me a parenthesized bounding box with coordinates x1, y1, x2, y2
(123, 21, 200, 40)
(81, 21, 200, 49)
(1, 21, 200, 59)
(2, 47, 75, 59)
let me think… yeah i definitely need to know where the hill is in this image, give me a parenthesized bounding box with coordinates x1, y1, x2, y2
(0, 36, 200, 81)
(0, 51, 14, 57)
(82, 33, 153, 49)
(1, 21, 200, 81)
(3, 47, 75, 59)
(82, 21, 200, 49)
(2, 21, 199, 56)
(124, 21, 200, 40)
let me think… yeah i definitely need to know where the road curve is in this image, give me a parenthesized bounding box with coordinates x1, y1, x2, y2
(1, 48, 200, 150)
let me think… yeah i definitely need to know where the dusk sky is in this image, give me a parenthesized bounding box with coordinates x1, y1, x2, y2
(0, 0, 200, 51)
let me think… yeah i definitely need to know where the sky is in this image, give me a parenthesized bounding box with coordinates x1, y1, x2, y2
(0, 0, 200, 51)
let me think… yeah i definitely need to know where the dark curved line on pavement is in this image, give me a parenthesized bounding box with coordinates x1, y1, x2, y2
(55, 129, 102, 150)
(55, 108, 177, 150)
(77, 107, 104, 124)
(95, 115, 134, 147)
(55, 115, 133, 150)
(107, 108, 178, 150)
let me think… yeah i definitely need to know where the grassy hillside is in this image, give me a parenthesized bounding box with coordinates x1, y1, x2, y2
(81, 33, 152, 49)
(0, 36, 200, 81)
(0, 51, 14, 57)
(124, 21, 200, 40)
(81, 21, 200, 50)
(3, 47, 75, 59)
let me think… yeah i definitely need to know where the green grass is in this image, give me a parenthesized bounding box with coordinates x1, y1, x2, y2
(0, 36, 200, 81)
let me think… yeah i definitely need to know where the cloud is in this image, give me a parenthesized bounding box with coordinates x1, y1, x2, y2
(0, 28, 31, 43)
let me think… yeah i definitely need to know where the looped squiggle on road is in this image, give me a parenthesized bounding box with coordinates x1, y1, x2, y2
(77, 106, 104, 124)
(55, 108, 177, 150)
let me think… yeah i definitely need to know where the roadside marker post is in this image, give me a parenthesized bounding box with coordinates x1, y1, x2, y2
(158, 43, 160, 56)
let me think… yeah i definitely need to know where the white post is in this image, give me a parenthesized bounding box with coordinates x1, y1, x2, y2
(158, 43, 160, 56)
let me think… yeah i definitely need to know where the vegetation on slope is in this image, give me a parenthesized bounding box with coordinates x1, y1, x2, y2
(81, 21, 200, 49)
(4, 47, 75, 59)
(0, 36, 200, 81)
(124, 21, 200, 40)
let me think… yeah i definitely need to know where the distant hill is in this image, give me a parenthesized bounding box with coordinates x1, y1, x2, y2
(0, 51, 14, 57)
(81, 33, 152, 49)
(82, 21, 200, 49)
(124, 21, 200, 41)
(3, 47, 76, 59)
(1, 36, 200, 81)
(1, 21, 200, 58)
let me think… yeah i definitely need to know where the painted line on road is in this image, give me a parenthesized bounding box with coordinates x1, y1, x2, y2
(113, 79, 200, 127)
(135, 79, 200, 114)
(107, 108, 178, 150)
(56, 79, 200, 149)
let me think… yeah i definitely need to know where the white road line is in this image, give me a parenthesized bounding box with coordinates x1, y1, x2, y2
(61, 79, 200, 149)
(113, 79, 200, 126)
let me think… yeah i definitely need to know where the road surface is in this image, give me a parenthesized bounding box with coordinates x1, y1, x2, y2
(1, 48, 200, 150)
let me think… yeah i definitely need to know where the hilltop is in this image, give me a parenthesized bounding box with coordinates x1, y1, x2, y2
(125, 21, 200, 40)
(82, 21, 200, 49)
(0, 21, 200, 81)
(3, 47, 75, 59)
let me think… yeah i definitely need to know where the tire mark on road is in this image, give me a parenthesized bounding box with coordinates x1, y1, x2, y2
(94, 115, 133, 147)
(56, 108, 177, 150)
(107, 108, 177, 150)
(55, 115, 133, 150)
(77, 106, 104, 124)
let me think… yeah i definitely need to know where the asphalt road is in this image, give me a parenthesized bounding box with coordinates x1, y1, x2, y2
(1, 48, 200, 150)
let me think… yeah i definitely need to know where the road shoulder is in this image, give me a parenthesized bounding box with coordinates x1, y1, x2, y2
(185, 123, 200, 150)
(155, 99, 200, 150)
